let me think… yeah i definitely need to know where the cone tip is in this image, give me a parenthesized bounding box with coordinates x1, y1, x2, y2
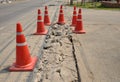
(78, 8, 82, 13)
(16, 22, 22, 32)
(74, 6, 76, 10)
(38, 9, 41, 14)
(45, 6, 47, 10)
(60, 5, 63, 9)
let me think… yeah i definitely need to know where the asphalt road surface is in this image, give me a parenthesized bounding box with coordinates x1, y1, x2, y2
(0, 0, 49, 27)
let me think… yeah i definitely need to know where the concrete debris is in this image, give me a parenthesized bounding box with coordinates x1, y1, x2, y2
(35, 23, 79, 82)
(43, 41, 52, 49)
(46, 35, 51, 39)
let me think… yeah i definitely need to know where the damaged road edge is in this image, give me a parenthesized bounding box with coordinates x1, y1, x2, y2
(68, 35, 81, 82)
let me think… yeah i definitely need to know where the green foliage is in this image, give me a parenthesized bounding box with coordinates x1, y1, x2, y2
(69, 2, 120, 10)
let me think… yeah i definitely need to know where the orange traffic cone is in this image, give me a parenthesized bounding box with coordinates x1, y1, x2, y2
(71, 6, 77, 26)
(73, 9, 86, 34)
(9, 23, 37, 71)
(57, 6, 65, 25)
(44, 6, 51, 26)
(34, 9, 48, 35)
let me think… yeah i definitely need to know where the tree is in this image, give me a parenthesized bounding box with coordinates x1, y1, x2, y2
(70, 0, 73, 5)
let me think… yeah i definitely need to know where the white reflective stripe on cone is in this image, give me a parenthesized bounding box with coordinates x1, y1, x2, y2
(45, 14, 48, 16)
(17, 42, 27, 46)
(78, 14, 81, 15)
(77, 19, 82, 21)
(60, 13, 63, 14)
(17, 32, 23, 35)
(38, 14, 42, 16)
(73, 14, 77, 16)
(37, 20, 43, 22)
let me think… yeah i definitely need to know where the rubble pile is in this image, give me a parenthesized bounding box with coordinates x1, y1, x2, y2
(35, 23, 78, 82)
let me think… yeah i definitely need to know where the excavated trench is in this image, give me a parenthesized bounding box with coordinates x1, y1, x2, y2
(34, 23, 81, 82)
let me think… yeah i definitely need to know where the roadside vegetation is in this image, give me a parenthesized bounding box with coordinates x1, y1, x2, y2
(68, 2, 120, 10)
